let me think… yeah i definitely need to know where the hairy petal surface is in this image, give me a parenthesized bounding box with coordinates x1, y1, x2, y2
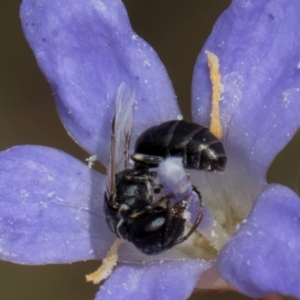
(192, 0, 300, 180)
(216, 184, 300, 298)
(0, 146, 114, 264)
(21, 0, 180, 165)
(97, 260, 209, 300)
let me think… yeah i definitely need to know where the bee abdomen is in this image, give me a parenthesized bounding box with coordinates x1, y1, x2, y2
(134, 120, 227, 171)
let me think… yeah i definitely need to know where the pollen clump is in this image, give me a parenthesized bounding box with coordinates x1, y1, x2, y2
(206, 51, 223, 139)
(86, 239, 123, 284)
(85, 154, 97, 168)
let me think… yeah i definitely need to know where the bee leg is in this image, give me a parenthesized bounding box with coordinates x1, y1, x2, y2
(192, 185, 202, 206)
(174, 213, 203, 245)
(129, 195, 169, 219)
(171, 185, 202, 243)
(153, 184, 162, 194)
(165, 198, 172, 223)
(150, 194, 170, 208)
(172, 199, 188, 216)
(107, 193, 118, 209)
(162, 198, 175, 242)
(131, 153, 163, 165)
(125, 173, 148, 182)
(124, 131, 131, 169)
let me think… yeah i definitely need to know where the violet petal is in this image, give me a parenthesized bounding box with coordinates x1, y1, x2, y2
(20, 0, 180, 165)
(216, 184, 300, 298)
(96, 260, 209, 300)
(192, 0, 300, 179)
(0, 146, 114, 264)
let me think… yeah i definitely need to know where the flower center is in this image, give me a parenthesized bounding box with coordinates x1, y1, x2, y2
(175, 157, 256, 260)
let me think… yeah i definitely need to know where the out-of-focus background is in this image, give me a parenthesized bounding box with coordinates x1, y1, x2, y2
(0, 1, 299, 299)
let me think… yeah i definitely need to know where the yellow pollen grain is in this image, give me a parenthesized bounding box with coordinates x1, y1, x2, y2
(86, 238, 123, 284)
(206, 51, 223, 139)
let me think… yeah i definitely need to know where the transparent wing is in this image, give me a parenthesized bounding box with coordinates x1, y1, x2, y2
(107, 83, 135, 195)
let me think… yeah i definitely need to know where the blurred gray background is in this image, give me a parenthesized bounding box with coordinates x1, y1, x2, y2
(0, 1, 299, 299)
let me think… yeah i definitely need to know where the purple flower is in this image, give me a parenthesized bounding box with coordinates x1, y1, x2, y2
(1, 0, 300, 299)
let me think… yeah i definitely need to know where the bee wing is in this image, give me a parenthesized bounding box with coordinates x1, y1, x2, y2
(114, 83, 135, 171)
(107, 83, 135, 195)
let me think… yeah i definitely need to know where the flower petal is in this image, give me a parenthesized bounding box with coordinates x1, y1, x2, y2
(216, 184, 300, 298)
(20, 0, 180, 165)
(96, 259, 209, 300)
(0, 146, 114, 264)
(192, 0, 300, 179)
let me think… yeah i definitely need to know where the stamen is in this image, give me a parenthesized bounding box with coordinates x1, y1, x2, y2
(198, 218, 229, 252)
(206, 51, 223, 139)
(179, 214, 229, 259)
(86, 238, 123, 284)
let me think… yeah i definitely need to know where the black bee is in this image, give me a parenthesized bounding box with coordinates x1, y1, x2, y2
(104, 84, 225, 255)
(104, 158, 202, 255)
